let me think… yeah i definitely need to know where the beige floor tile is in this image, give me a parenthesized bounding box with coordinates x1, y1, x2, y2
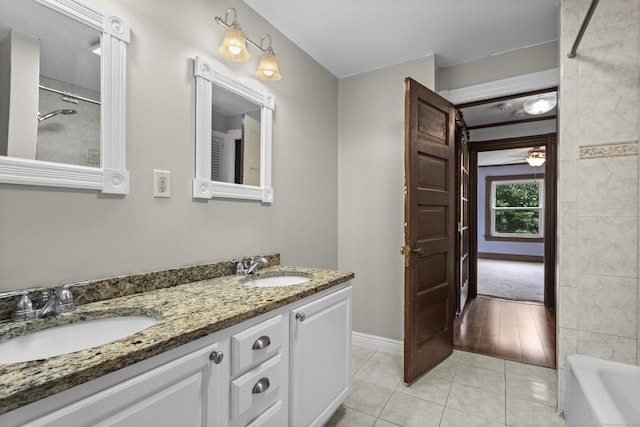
(379, 392, 445, 427)
(506, 396, 566, 426)
(354, 358, 402, 389)
(324, 405, 377, 427)
(446, 382, 506, 424)
(427, 354, 460, 381)
(353, 345, 376, 360)
(440, 407, 505, 427)
(353, 353, 371, 376)
(505, 360, 556, 383)
(343, 377, 394, 417)
(369, 350, 403, 368)
(506, 374, 556, 408)
(453, 362, 506, 394)
(372, 419, 401, 427)
(396, 373, 452, 406)
(459, 352, 506, 372)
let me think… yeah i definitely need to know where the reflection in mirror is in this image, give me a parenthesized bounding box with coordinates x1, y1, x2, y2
(211, 84, 261, 185)
(193, 56, 274, 202)
(0, 0, 130, 194)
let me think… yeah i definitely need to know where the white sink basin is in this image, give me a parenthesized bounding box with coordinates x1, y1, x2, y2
(241, 275, 311, 288)
(0, 316, 158, 364)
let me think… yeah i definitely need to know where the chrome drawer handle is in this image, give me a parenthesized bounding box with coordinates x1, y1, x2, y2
(209, 351, 224, 364)
(252, 335, 271, 350)
(252, 377, 270, 394)
(295, 312, 306, 321)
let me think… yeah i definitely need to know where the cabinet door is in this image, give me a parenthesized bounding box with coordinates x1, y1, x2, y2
(290, 286, 351, 427)
(24, 340, 229, 427)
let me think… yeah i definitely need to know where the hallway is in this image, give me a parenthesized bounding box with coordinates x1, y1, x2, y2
(454, 296, 556, 369)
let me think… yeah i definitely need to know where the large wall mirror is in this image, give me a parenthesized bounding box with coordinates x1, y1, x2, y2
(193, 56, 274, 202)
(0, 0, 130, 193)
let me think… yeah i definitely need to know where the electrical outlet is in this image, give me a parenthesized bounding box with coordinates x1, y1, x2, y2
(153, 170, 171, 198)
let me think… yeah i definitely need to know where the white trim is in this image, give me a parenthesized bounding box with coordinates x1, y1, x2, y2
(352, 331, 403, 356)
(192, 56, 274, 203)
(1, 0, 130, 194)
(439, 68, 559, 105)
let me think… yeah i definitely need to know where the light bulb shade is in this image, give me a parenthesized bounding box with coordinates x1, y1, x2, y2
(256, 49, 281, 81)
(218, 26, 249, 61)
(522, 94, 557, 115)
(526, 156, 545, 167)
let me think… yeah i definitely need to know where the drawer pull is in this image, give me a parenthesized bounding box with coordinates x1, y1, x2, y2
(252, 335, 271, 350)
(209, 351, 224, 364)
(252, 377, 270, 394)
(295, 312, 306, 321)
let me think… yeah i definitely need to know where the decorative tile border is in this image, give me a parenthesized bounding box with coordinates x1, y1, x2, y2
(579, 141, 639, 159)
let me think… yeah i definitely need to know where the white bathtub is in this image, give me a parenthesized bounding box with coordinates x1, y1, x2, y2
(565, 354, 640, 427)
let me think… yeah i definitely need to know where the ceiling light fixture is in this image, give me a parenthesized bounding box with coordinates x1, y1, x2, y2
(215, 8, 282, 81)
(526, 149, 546, 167)
(523, 94, 557, 115)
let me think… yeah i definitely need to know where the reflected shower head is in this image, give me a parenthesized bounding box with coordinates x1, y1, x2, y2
(37, 109, 77, 123)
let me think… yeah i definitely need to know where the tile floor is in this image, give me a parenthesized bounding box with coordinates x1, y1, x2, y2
(325, 346, 567, 427)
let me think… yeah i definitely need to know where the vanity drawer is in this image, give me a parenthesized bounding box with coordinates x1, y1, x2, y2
(231, 353, 282, 422)
(232, 314, 283, 375)
(246, 400, 284, 427)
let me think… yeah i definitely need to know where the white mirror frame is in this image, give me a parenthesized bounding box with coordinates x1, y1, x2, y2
(0, 0, 130, 194)
(193, 56, 274, 203)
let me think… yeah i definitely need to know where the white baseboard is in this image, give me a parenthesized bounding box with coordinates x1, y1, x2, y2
(352, 331, 403, 356)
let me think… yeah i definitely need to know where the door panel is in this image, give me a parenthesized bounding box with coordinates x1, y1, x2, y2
(456, 115, 470, 316)
(404, 77, 456, 383)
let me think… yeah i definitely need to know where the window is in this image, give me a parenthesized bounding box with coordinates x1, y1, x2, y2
(486, 175, 544, 241)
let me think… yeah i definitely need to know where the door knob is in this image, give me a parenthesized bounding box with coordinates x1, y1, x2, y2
(412, 247, 424, 256)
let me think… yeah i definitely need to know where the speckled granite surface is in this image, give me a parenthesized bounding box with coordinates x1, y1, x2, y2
(0, 259, 353, 415)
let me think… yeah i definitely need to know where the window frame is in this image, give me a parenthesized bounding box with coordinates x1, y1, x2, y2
(485, 174, 545, 243)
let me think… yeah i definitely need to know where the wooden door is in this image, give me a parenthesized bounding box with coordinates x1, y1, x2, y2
(403, 78, 456, 383)
(242, 114, 261, 186)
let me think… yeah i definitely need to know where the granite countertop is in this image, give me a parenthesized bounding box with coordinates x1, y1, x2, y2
(0, 265, 354, 415)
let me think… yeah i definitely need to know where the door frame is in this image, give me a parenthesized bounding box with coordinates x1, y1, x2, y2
(468, 133, 557, 308)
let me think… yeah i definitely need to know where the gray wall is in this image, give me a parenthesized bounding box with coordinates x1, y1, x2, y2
(0, 0, 339, 291)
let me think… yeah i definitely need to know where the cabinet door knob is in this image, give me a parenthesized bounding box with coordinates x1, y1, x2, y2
(252, 377, 270, 394)
(252, 335, 271, 350)
(295, 312, 306, 321)
(209, 351, 224, 364)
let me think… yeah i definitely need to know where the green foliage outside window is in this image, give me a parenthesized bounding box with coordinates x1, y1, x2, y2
(494, 182, 541, 235)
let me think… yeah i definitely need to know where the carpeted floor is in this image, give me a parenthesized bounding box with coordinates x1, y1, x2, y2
(477, 259, 544, 302)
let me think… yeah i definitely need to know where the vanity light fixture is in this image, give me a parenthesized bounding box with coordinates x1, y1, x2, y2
(215, 7, 282, 80)
(216, 7, 249, 61)
(523, 94, 557, 115)
(526, 149, 546, 167)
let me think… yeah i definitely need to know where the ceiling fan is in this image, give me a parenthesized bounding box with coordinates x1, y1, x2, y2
(506, 147, 546, 167)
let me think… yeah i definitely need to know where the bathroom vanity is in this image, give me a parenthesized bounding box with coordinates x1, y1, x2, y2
(0, 261, 353, 427)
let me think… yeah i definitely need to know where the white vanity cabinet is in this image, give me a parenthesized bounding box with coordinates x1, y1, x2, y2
(289, 286, 352, 427)
(20, 340, 230, 427)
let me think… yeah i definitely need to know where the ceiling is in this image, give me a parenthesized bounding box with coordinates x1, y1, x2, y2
(243, 0, 559, 78)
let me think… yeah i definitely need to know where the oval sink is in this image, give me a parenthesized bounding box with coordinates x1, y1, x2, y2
(0, 316, 158, 364)
(240, 275, 311, 288)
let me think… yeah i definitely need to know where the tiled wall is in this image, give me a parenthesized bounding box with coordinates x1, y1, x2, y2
(557, 0, 640, 408)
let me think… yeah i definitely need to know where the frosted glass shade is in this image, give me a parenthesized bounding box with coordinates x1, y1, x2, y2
(523, 95, 556, 115)
(218, 26, 249, 62)
(256, 50, 281, 81)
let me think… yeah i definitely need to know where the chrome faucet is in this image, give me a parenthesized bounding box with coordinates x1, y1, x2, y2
(235, 257, 269, 275)
(0, 280, 89, 322)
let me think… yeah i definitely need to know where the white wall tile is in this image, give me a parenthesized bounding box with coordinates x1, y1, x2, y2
(559, 203, 578, 245)
(577, 330, 638, 364)
(558, 244, 578, 286)
(559, 286, 578, 329)
(578, 156, 639, 217)
(558, 328, 578, 370)
(578, 216, 638, 277)
(559, 160, 578, 203)
(577, 274, 638, 338)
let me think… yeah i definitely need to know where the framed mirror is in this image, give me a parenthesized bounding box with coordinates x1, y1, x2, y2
(193, 56, 274, 202)
(0, 0, 130, 194)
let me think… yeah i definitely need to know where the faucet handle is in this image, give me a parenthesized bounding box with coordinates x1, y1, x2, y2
(0, 291, 36, 321)
(57, 280, 90, 313)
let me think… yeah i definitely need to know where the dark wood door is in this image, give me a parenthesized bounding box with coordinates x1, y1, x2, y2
(403, 77, 456, 383)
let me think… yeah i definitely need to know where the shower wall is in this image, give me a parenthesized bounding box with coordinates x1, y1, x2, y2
(557, 0, 640, 409)
(37, 76, 100, 167)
